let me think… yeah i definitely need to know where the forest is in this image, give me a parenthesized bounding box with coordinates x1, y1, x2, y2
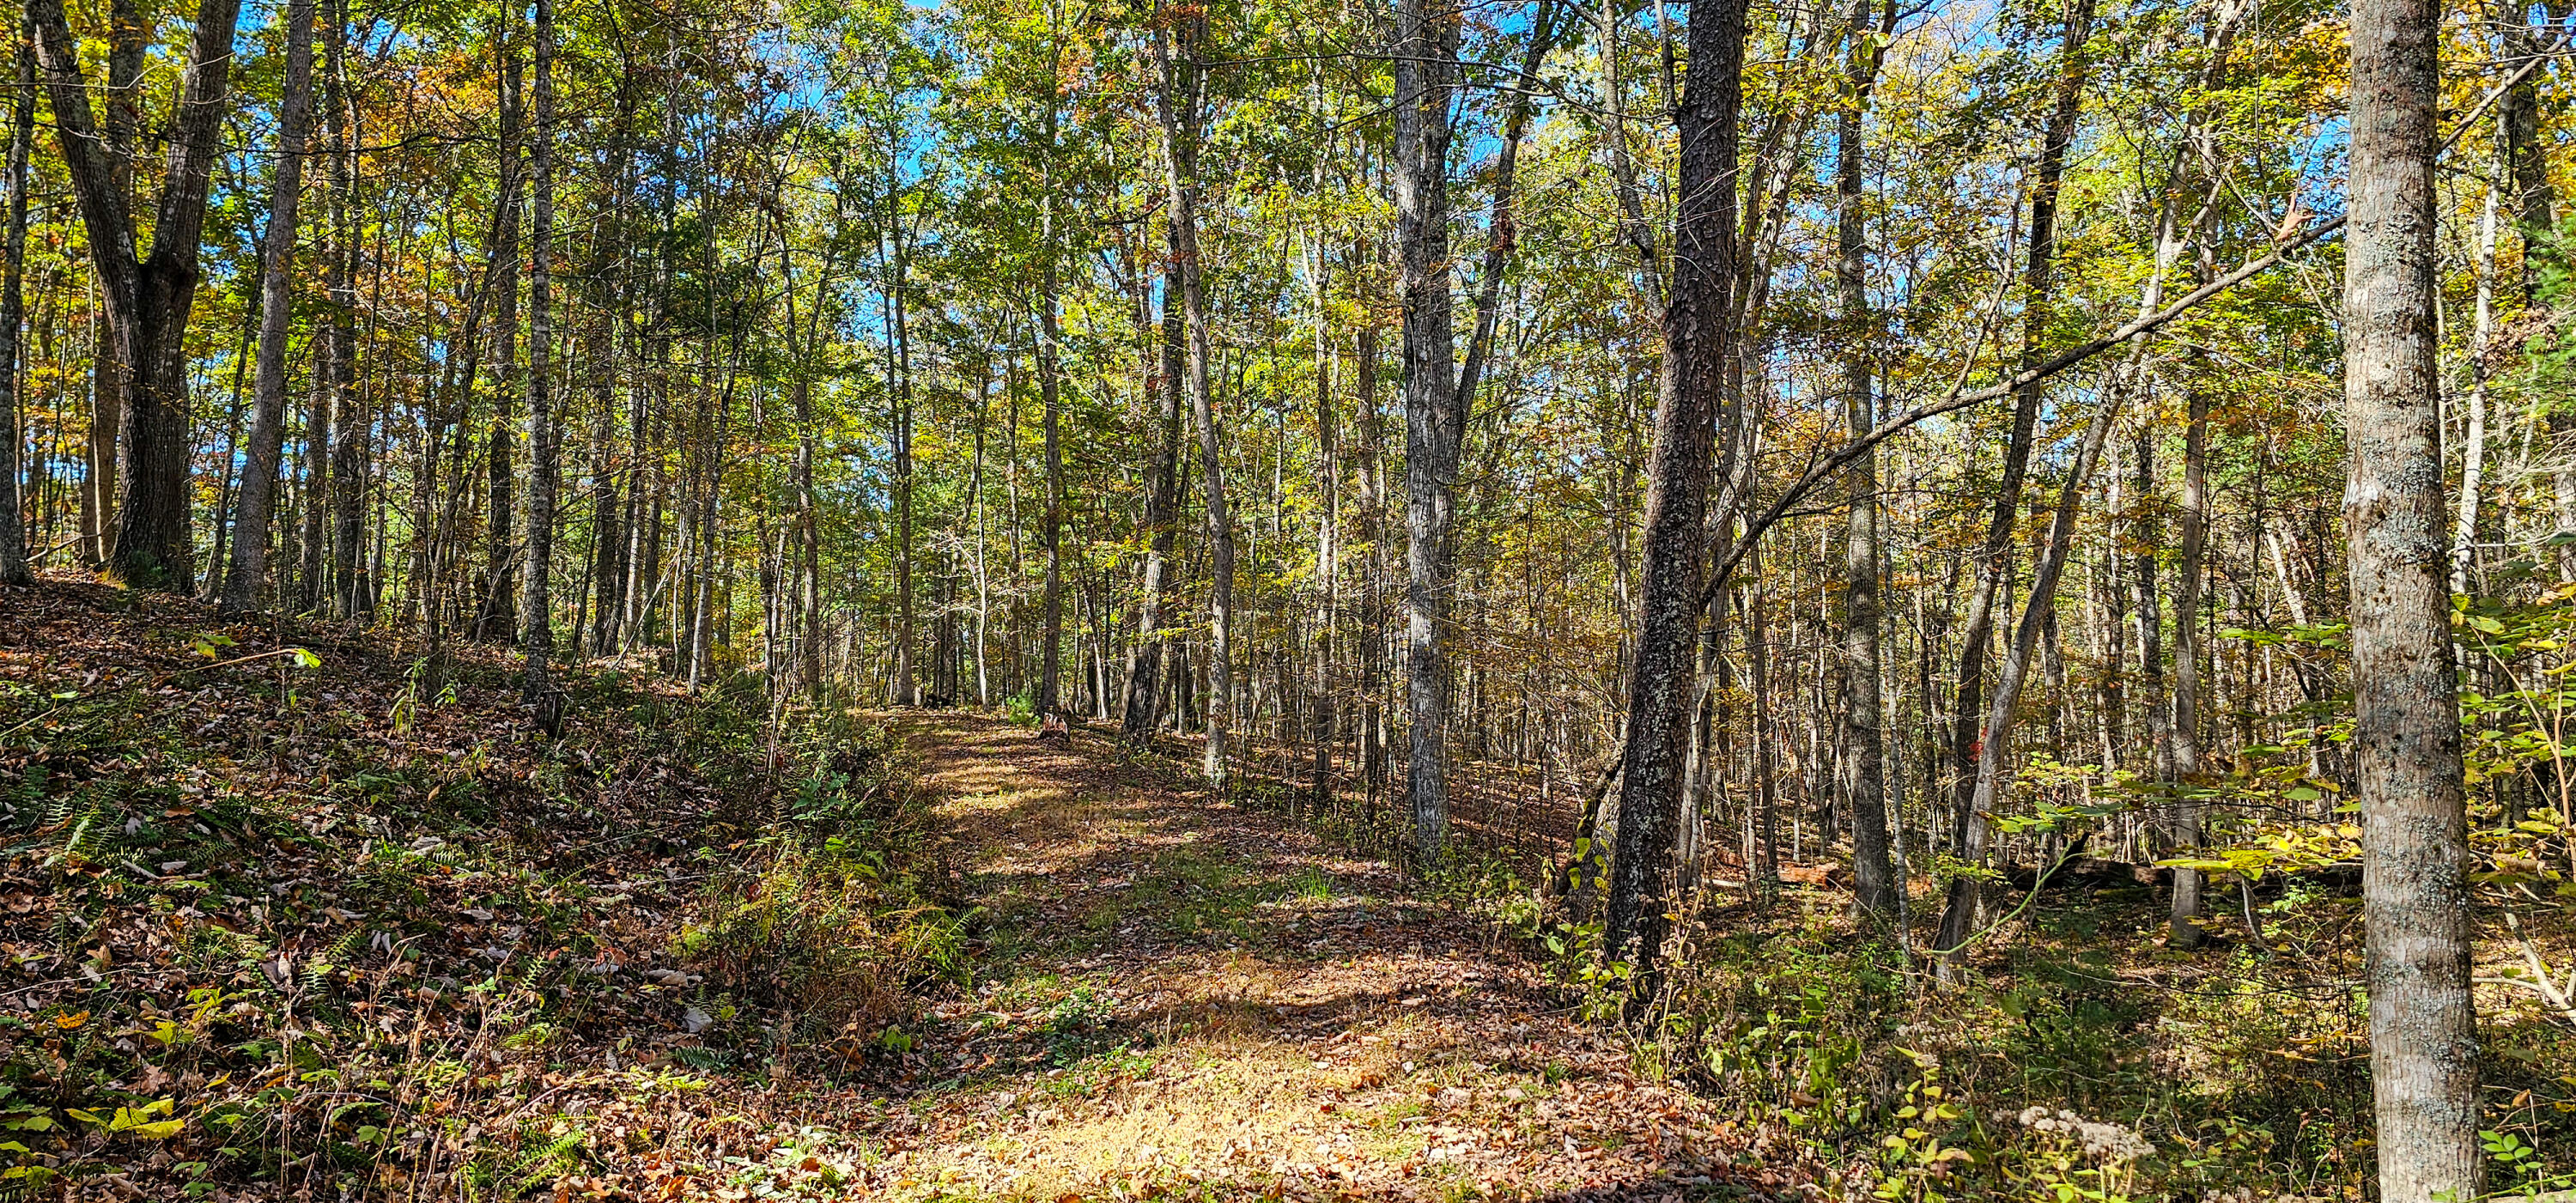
(0, 0, 2573, 1195)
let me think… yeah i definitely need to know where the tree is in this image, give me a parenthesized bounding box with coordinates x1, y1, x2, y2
(1836, 0, 1898, 917)
(28, 0, 246, 590)
(2342, 0, 2479, 1193)
(1604, 0, 1746, 995)
(1154, 9, 1233, 784)
(0, 33, 33, 589)
(218, 0, 321, 614)
(1935, 0, 2094, 956)
(519, 0, 562, 702)
(1392, 0, 1462, 858)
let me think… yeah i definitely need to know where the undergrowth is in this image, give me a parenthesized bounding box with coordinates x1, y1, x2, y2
(0, 582, 958, 1200)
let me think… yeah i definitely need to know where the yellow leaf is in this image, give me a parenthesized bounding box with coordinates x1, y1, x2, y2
(108, 1102, 182, 1139)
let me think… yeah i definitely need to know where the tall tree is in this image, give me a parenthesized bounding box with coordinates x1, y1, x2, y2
(1837, 0, 1898, 917)
(218, 0, 321, 614)
(1603, 0, 1746, 995)
(519, 0, 560, 702)
(1393, 0, 1463, 858)
(0, 34, 33, 588)
(322, 0, 365, 618)
(479, 42, 526, 641)
(2344, 0, 2479, 1192)
(28, 0, 246, 589)
(1937, 0, 2093, 934)
(1122, 269, 1186, 739)
(1154, 11, 1232, 784)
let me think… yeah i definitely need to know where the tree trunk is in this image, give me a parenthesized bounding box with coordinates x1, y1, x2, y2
(1935, 389, 2122, 969)
(1946, 0, 2094, 856)
(1155, 20, 1233, 785)
(324, 3, 366, 619)
(1394, 0, 1463, 858)
(2345, 0, 2480, 1192)
(1837, 0, 1898, 916)
(1604, 0, 1744, 997)
(479, 42, 524, 641)
(29, 0, 246, 590)
(2168, 383, 2209, 946)
(2455, 178, 2497, 596)
(2500, 16, 2556, 307)
(1125, 267, 1185, 738)
(1040, 168, 1066, 717)
(0, 39, 35, 588)
(217, 0, 318, 612)
(518, 0, 558, 702)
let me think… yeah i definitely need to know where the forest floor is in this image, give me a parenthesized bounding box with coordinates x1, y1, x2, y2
(855, 713, 1789, 1201)
(0, 576, 1820, 1202)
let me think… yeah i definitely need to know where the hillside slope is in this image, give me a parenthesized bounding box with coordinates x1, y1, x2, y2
(2, 578, 954, 1200)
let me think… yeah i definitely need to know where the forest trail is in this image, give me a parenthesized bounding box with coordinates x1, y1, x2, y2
(862, 713, 1779, 1201)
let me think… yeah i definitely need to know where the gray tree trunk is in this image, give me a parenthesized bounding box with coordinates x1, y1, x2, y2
(2168, 386, 2209, 945)
(1938, 0, 2092, 939)
(1837, 0, 1897, 917)
(217, 0, 318, 612)
(1155, 21, 1232, 784)
(478, 43, 524, 641)
(1124, 270, 1185, 738)
(1393, 0, 1462, 858)
(518, 0, 558, 702)
(2345, 0, 2481, 1193)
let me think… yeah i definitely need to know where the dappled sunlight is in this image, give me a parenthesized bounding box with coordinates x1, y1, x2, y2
(841, 711, 1768, 1200)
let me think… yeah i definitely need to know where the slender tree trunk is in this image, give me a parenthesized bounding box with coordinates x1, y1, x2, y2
(1125, 270, 1185, 738)
(888, 192, 917, 705)
(1040, 165, 1066, 717)
(2500, 15, 2556, 307)
(1604, 0, 1744, 996)
(217, 0, 318, 612)
(519, 0, 558, 702)
(1946, 0, 2094, 853)
(1837, 0, 1897, 915)
(1155, 20, 1233, 785)
(2168, 383, 2210, 945)
(0, 38, 35, 588)
(2454, 178, 2497, 595)
(1394, 0, 1463, 857)
(324, 3, 365, 619)
(2345, 0, 2480, 1191)
(1935, 389, 2123, 968)
(479, 43, 524, 641)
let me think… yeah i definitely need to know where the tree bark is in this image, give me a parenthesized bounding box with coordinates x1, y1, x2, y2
(1837, 0, 1898, 917)
(519, 0, 559, 702)
(217, 0, 319, 613)
(2345, 0, 2481, 1192)
(323, 2, 366, 619)
(1946, 0, 2094, 853)
(1125, 265, 1185, 738)
(29, 0, 246, 590)
(0, 37, 34, 587)
(1604, 0, 1744, 997)
(2167, 383, 2209, 945)
(1934, 389, 2122, 969)
(478, 42, 525, 641)
(1155, 16, 1233, 785)
(1394, 0, 1463, 858)
(1040, 157, 1066, 717)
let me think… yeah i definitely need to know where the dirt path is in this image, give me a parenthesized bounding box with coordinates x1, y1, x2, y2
(859, 713, 1771, 1202)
